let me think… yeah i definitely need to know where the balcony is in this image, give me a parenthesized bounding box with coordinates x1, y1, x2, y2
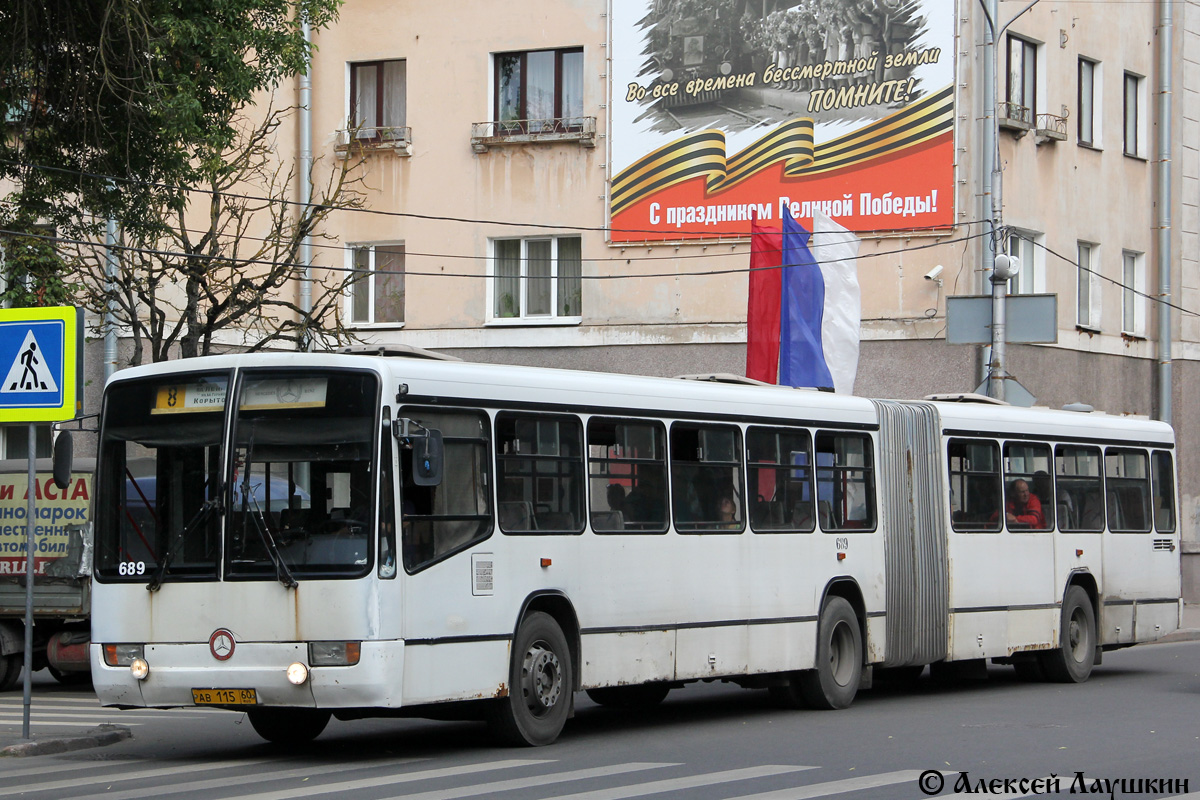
(334, 126, 412, 158)
(470, 117, 597, 153)
(998, 102, 1033, 137)
(1035, 112, 1068, 145)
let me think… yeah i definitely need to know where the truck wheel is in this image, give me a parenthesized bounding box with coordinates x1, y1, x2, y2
(798, 596, 862, 709)
(1039, 586, 1096, 683)
(0, 655, 22, 692)
(489, 611, 572, 746)
(247, 708, 331, 745)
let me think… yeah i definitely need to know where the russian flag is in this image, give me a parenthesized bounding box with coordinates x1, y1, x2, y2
(746, 209, 861, 393)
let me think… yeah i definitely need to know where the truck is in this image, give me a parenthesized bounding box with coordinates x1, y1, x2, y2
(0, 458, 93, 690)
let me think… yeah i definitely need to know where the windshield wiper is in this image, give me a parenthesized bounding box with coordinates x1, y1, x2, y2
(246, 488, 297, 589)
(146, 497, 222, 592)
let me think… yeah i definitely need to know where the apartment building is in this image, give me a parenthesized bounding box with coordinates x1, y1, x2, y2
(3, 0, 1198, 595)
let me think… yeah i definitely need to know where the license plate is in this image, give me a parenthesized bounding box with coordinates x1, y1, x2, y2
(192, 688, 257, 705)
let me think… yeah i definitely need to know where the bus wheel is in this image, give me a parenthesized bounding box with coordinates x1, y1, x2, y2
(490, 611, 572, 746)
(247, 708, 331, 745)
(798, 596, 862, 710)
(0, 655, 21, 692)
(586, 683, 670, 709)
(1039, 586, 1096, 683)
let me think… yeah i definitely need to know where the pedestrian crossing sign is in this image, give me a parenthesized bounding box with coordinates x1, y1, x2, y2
(0, 307, 81, 422)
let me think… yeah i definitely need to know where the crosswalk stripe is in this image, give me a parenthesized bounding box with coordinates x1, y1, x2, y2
(539, 765, 818, 800)
(199, 759, 555, 800)
(0, 758, 140, 781)
(64, 759, 422, 800)
(0, 711, 215, 721)
(352, 762, 678, 800)
(0, 757, 280, 796)
(720, 770, 927, 799)
(0, 719, 141, 728)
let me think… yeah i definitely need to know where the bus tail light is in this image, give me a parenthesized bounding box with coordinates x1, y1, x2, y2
(308, 641, 361, 667)
(103, 644, 144, 667)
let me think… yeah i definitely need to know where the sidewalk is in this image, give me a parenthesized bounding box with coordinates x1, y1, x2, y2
(3, 604, 1198, 757)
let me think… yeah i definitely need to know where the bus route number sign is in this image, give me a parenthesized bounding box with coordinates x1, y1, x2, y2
(191, 688, 257, 705)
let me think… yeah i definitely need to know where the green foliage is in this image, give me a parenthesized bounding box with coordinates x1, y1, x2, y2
(0, 212, 73, 307)
(0, 0, 342, 233)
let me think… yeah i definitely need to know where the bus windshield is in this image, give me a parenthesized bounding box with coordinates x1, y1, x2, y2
(226, 370, 379, 580)
(94, 373, 229, 583)
(94, 368, 380, 584)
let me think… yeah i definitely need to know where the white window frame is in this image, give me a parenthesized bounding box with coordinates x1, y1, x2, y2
(1078, 58, 1102, 148)
(1121, 250, 1146, 336)
(487, 236, 583, 326)
(1006, 229, 1044, 295)
(1123, 71, 1147, 158)
(1077, 241, 1101, 331)
(345, 243, 405, 327)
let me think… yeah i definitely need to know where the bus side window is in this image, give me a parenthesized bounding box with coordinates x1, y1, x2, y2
(1152, 450, 1176, 532)
(1055, 445, 1104, 532)
(948, 438, 1001, 532)
(495, 413, 585, 535)
(1002, 441, 1053, 531)
(1105, 448, 1151, 533)
(815, 432, 876, 532)
(399, 408, 492, 573)
(586, 418, 668, 534)
(670, 422, 745, 533)
(746, 426, 814, 533)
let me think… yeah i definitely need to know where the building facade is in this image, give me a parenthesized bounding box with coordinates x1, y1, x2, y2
(4, 0, 1199, 596)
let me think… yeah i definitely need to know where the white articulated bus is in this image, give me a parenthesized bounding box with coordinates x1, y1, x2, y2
(86, 349, 1181, 745)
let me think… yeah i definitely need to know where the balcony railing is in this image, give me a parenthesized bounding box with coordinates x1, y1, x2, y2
(1035, 112, 1068, 144)
(470, 116, 597, 153)
(334, 126, 412, 157)
(998, 102, 1033, 136)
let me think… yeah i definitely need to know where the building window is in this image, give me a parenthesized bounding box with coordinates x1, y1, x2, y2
(1006, 229, 1042, 294)
(349, 60, 406, 139)
(349, 244, 405, 324)
(1124, 72, 1144, 157)
(1122, 250, 1145, 336)
(491, 236, 582, 321)
(495, 48, 583, 133)
(1005, 35, 1038, 123)
(1077, 242, 1100, 329)
(1078, 58, 1099, 147)
(0, 425, 52, 459)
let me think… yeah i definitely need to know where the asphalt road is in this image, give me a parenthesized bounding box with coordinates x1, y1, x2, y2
(2, 640, 1197, 800)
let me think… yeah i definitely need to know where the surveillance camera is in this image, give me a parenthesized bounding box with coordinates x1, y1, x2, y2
(924, 265, 943, 281)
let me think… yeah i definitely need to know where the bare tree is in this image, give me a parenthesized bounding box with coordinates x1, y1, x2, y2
(64, 105, 369, 364)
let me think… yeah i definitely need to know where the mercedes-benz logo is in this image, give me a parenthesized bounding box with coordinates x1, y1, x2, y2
(276, 381, 302, 404)
(209, 628, 236, 661)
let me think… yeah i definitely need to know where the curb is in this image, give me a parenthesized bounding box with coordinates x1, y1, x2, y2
(0, 724, 132, 758)
(1153, 628, 1200, 645)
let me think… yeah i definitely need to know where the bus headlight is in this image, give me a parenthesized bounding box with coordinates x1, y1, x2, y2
(103, 644, 144, 667)
(130, 658, 149, 681)
(286, 662, 309, 685)
(308, 641, 361, 666)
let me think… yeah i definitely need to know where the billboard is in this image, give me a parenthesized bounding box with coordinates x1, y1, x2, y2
(0, 472, 91, 576)
(609, 0, 956, 242)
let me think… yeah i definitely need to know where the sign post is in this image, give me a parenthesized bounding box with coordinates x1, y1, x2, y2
(0, 306, 81, 740)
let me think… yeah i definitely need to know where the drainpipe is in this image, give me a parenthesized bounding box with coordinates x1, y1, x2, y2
(104, 214, 118, 382)
(1156, 0, 1172, 424)
(299, 18, 313, 351)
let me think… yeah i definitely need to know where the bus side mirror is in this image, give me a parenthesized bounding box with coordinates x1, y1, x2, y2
(52, 431, 74, 490)
(412, 430, 443, 487)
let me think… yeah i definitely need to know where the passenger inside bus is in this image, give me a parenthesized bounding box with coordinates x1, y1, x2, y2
(1004, 479, 1046, 528)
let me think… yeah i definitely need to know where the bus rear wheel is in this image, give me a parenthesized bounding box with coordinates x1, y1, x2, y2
(1039, 586, 1096, 683)
(490, 611, 573, 746)
(586, 683, 670, 709)
(247, 708, 331, 745)
(797, 596, 862, 710)
(0, 655, 21, 692)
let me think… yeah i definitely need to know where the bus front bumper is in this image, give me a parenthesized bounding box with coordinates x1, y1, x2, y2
(90, 640, 406, 710)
